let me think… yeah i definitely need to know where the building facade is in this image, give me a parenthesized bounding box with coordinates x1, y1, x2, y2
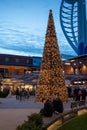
(0, 54, 41, 77)
(0, 54, 87, 76)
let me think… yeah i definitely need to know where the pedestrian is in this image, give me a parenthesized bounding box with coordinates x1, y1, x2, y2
(26, 88, 30, 99)
(15, 87, 20, 100)
(82, 87, 87, 100)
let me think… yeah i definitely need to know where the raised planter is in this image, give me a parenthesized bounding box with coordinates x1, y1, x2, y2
(42, 106, 87, 130)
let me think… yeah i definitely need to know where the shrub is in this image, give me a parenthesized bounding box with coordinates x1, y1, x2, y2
(16, 113, 43, 130)
(28, 113, 43, 125)
(0, 88, 9, 98)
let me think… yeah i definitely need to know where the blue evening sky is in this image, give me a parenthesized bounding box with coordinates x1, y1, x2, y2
(0, 0, 77, 57)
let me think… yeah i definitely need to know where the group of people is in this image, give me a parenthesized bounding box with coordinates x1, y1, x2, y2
(40, 94, 63, 117)
(67, 86, 87, 101)
(15, 88, 30, 101)
(73, 87, 87, 101)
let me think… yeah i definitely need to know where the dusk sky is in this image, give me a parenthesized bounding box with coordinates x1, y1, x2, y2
(0, 0, 77, 57)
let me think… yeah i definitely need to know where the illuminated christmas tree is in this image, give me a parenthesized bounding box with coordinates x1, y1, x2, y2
(36, 9, 68, 102)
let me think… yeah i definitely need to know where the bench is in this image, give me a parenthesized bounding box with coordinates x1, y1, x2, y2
(71, 100, 85, 110)
(71, 102, 78, 109)
(79, 100, 85, 106)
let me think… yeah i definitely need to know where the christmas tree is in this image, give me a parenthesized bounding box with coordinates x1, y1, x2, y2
(36, 9, 68, 102)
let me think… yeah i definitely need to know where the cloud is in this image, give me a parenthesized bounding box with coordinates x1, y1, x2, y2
(0, 20, 76, 57)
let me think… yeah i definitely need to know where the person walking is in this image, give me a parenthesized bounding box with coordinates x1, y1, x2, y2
(15, 88, 20, 100)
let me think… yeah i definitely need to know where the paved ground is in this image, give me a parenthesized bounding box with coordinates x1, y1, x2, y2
(0, 96, 44, 130)
(0, 96, 72, 130)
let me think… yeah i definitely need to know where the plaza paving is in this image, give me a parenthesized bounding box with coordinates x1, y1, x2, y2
(0, 96, 44, 130)
(0, 96, 73, 130)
